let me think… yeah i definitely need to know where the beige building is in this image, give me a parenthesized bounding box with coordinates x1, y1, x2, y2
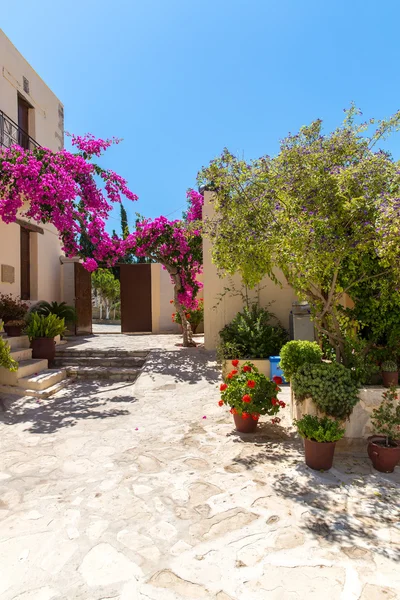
(202, 191, 298, 350)
(0, 29, 64, 304)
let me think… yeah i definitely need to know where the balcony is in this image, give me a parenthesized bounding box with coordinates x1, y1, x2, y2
(0, 109, 39, 151)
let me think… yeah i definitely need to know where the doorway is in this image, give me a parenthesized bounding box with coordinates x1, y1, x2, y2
(91, 266, 122, 334)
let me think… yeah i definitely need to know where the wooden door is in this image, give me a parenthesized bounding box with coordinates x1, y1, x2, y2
(20, 227, 30, 300)
(74, 262, 92, 335)
(120, 264, 152, 333)
(18, 96, 30, 149)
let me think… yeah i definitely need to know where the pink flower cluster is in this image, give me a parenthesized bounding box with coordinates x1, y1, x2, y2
(0, 135, 137, 267)
(186, 189, 204, 222)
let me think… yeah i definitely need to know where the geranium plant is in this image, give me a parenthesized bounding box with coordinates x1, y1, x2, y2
(0, 293, 28, 324)
(370, 385, 400, 447)
(219, 360, 284, 422)
(171, 298, 204, 333)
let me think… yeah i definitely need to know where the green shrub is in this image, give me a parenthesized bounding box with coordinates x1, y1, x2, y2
(294, 414, 345, 442)
(25, 313, 66, 340)
(218, 304, 288, 361)
(381, 360, 398, 372)
(31, 301, 77, 323)
(292, 362, 360, 419)
(0, 337, 18, 372)
(370, 385, 400, 445)
(279, 340, 322, 381)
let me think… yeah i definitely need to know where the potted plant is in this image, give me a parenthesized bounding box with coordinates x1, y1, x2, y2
(0, 293, 28, 337)
(217, 304, 289, 378)
(294, 414, 345, 471)
(219, 360, 284, 433)
(171, 298, 204, 334)
(25, 313, 66, 364)
(368, 385, 400, 473)
(0, 337, 18, 372)
(381, 360, 398, 388)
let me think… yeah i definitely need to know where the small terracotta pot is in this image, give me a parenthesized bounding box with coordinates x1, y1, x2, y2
(304, 438, 336, 471)
(368, 438, 400, 473)
(31, 337, 56, 364)
(233, 413, 259, 433)
(382, 371, 398, 388)
(4, 324, 23, 337)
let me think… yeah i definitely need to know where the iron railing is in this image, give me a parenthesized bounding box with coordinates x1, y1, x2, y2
(0, 109, 40, 151)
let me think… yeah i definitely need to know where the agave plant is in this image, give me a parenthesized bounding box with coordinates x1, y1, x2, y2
(31, 301, 76, 323)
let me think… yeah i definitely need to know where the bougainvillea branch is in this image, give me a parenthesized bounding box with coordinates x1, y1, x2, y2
(0, 134, 137, 270)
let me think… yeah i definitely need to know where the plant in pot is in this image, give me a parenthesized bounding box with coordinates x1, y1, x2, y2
(0, 293, 28, 337)
(25, 313, 66, 365)
(219, 360, 284, 433)
(381, 360, 398, 388)
(294, 414, 345, 470)
(368, 385, 400, 473)
(279, 340, 323, 382)
(171, 298, 204, 334)
(217, 304, 289, 377)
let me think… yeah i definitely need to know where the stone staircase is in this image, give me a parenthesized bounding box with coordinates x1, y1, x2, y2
(0, 332, 68, 398)
(54, 348, 148, 381)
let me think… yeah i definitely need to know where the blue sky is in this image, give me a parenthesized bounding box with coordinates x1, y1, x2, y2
(2, 0, 400, 234)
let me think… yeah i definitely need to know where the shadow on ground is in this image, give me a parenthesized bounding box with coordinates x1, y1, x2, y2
(144, 349, 219, 384)
(0, 381, 137, 434)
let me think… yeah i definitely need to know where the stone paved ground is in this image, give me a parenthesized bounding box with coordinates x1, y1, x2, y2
(0, 335, 399, 600)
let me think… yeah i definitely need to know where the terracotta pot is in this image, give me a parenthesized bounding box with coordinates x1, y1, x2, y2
(382, 371, 398, 388)
(368, 438, 400, 473)
(4, 324, 23, 337)
(31, 337, 56, 364)
(233, 413, 259, 433)
(304, 438, 336, 471)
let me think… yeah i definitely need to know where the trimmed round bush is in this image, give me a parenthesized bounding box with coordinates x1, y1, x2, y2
(279, 340, 322, 381)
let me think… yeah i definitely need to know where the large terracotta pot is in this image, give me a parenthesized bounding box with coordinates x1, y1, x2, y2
(31, 337, 56, 364)
(4, 324, 23, 337)
(233, 413, 259, 433)
(382, 371, 398, 388)
(304, 438, 336, 471)
(368, 437, 400, 473)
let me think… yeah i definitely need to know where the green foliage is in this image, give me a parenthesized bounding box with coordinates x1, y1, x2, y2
(0, 337, 18, 372)
(0, 293, 28, 323)
(199, 107, 400, 364)
(218, 304, 288, 360)
(172, 299, 204, 332)
(92, 269, 120, 316)
(381, 360, 398, 372)
(25, 313, 66, 340)
(294, 414, 345, 443)
(32, 301, 76, 323)
(370, 385, 400, 445)
(342, 333, 380, 385)
(292, 362, 360, 419)
(220, 361, 282, 417)
(279, 341, 322, 381)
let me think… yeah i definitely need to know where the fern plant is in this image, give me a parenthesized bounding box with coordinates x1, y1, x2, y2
(218, 304, 288, 360)
(25, 313, 66, 340)
(0, 337, 18, 372)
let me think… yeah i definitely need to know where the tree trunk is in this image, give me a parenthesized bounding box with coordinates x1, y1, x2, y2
(168, 269, 195, 347)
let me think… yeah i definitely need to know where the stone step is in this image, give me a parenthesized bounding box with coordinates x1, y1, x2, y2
(66, 366, 140, 381)
(0, 378, 70, 398)
(10, 347, 33, 362)
(0, 358, 48, 386)
(54, 356, 146, 368)
(2, 335, 30, 350)
(55, 348, 148, 358)
(18, 368, 67, 391)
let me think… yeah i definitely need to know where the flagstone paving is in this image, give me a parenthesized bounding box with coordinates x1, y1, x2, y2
(0, 335, 399, 599)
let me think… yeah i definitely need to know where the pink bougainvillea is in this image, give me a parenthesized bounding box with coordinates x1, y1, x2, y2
(0, 134, 137, 266)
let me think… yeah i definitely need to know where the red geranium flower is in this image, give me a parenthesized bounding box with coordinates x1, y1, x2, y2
(218, 400, 224, 407)
(272, 375, 283, 384)
(247, 380, 256, 389)
(242, 412, 250, 419)
(243, 365, 252, 372)
(279, 401, 286, 408)
(232, 359, 239, 367)
(230, 370, 238, 376)
(227, 373, 233, 380)
(220, 383, 227, 391)
(252, 414, 260, 421)
(271, 398, 278, 406)
(242, 394, 252, 403)
(230, 407, 238, 415)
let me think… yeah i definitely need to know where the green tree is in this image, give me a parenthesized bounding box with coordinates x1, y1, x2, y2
(199, 106, 400, 364)
(92, 269, 120, 320)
